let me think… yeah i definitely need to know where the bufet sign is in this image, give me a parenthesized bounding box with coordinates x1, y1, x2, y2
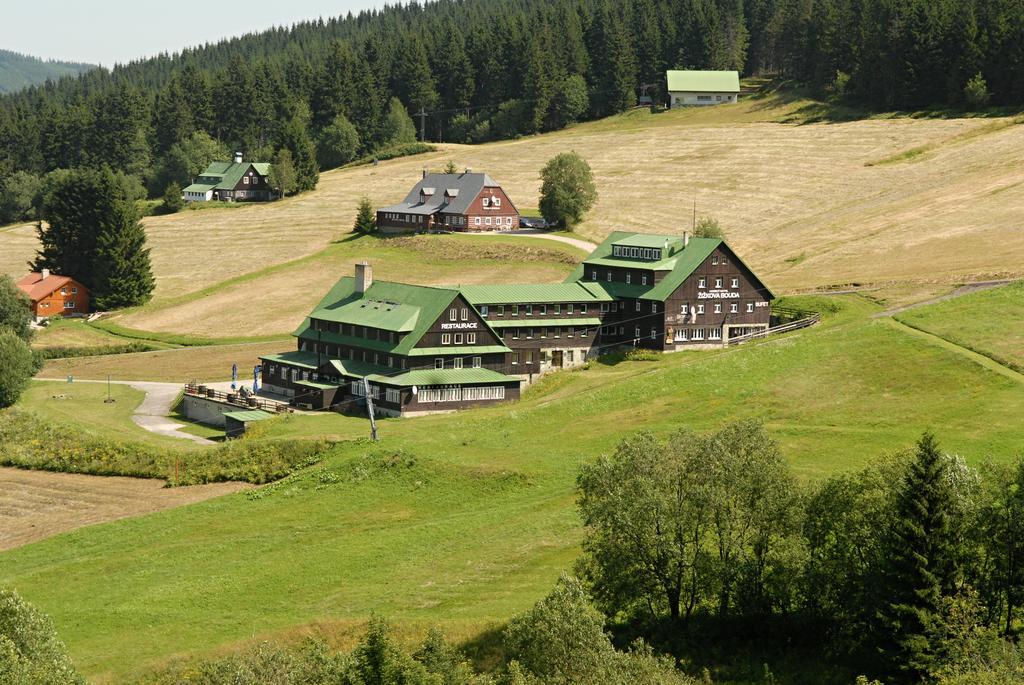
(697, 290, 740, 299)
(441, 322, 479, 330)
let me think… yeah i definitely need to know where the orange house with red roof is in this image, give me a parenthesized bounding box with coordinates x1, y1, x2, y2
(17, 269, 90, 318)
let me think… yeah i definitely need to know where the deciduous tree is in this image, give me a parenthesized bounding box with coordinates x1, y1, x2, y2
(539, 151, 598, 229)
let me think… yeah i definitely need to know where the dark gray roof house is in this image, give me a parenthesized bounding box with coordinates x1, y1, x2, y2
(376, 169, 520, 233)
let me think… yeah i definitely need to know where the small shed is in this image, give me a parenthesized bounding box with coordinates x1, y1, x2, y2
(223, 410, 274, 439)
(666, 70, 740, 108)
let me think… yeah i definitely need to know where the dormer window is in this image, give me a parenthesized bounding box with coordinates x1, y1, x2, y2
(631, 248, 639, 258)
(493, 197, 500, 207)
(482, 197, 490, 208)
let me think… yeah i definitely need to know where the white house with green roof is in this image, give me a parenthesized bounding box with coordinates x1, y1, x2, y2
(666, 70, 740, 107)
(183, 152, 273, 202)
(259, 232, 774, 415)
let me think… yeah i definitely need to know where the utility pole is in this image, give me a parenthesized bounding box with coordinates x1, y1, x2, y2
(363, 377, 379, 442)
(417, 107, 427, 142)
(692, 198, 696, 232)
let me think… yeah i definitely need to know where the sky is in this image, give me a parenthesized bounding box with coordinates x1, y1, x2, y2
(1, 0, 390, 66)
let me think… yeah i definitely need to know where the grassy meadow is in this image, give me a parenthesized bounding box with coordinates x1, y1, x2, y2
(3, 292, 1024, 681)
(2, 87, 1023, 343)
(895, 280, 1024, 372)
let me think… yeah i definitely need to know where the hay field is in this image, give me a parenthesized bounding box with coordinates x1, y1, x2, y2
(2, 92, 1022, 339)
(0, 467, 249, 552)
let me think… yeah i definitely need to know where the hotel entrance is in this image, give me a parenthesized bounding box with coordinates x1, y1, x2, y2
(551, 350, 564, 368)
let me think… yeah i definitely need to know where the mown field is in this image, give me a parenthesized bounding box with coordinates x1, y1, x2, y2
(3, 87, 1023, 342)
(3, 288, 1024, 682)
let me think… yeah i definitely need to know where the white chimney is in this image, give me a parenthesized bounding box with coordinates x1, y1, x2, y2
(465, 167, 472, 174)
(234, 151, 243, 164)
(355, 262, 372, 294)
(683, 231, 689, 247)
(41, 268, 50, 280)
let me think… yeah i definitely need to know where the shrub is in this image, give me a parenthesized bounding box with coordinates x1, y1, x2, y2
(161, 182, 184, 214)
(964, 73, 991, 108)
(0, 332, 35, 408)
(0, 588, 85, 685)
(0, 274, 34, 342)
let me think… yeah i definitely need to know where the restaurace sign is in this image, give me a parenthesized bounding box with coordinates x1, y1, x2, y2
(697, 290, 741, 299)
(441, 322, 479, 330)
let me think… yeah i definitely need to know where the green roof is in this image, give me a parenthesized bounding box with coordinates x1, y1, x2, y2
(368, 368, 517, 387)
(195, 160, 271, 190)
(294, 379, 339, 390)
(223, 410, 274, 422)
(183, 182, 216, 193)
(568, 232, 741, 301)
(325, 358, 393, 378)
(311, 298, 420, 332)
(487, 317, 601, 329)
(260, 351, 320, 369)
(666, 70, 740, 93)
(614, 234, 684, 249)
(302, 277, 461, 356)
(460, 283, 613, 305)
(408, 345, 510, 357)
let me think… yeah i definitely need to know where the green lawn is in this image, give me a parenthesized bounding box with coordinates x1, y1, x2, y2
(17, 381, 204, 451)
(3, 294, 1024, 681)
(31, 318, 179, 352)
(895, 280, 1024, 373)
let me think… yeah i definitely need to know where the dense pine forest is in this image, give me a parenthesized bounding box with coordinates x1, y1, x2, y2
(0, 50, 94, 95)
(1, 0, 1023, 217)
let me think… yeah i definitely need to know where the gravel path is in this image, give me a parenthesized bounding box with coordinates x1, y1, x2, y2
(34, 378, 215, 445)
(875, 279, 1018, 318)
(462, 229, 598, 253)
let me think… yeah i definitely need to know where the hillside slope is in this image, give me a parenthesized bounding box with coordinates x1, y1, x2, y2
(1, 92, 1022, 338)
(0, 49, 93, 92)
(3, 289, 1024, 681)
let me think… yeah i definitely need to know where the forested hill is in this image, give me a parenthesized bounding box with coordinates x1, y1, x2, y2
(0, 49, 93, 94)
(1, 0, 1022, 203)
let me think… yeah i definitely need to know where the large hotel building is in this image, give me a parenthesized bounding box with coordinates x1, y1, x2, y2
(260, 232, 774, 415)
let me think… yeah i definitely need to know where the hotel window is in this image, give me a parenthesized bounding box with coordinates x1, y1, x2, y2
(512, 304, 519, 315)
(601, 303, 610, 312)
(631, 248, 639, 258)
(652, 303, 658, 313)
(566, 351, 574, 362)
(567, 304, 574, 314)
(540, 328, 547, 339)
(506, 217, 513, 225)
(244, 176, 249, 184)
(635, 301, 641, 311)
(722, 255, 729, 265)
(450, 308, 458, 321)
(607, 271, 612, 282)
(435, 358, 444, 369)
(682, 304, 689, 314)
(731, 278, 739, 288)
(710, 328, 722, 340)
(482, 197, 490, 207)
(553, 327, 560, 338)
(461, 308, 469, 321)
(493, 197, 501, 207)
(693, 328, 705, 340)
(591, 269, 598, 281)
(525, 304, 533, 316)
(442, 334, 451, 345)
(474, 217, 481, 225)
(747, 303, 754, 313)
(626, 273, 631, 284)
(730, 303, 738, 313)
(454, 333, 463, 344)
(697, 304, 705, 314)
(715, 278, 723, 288)
(402, 358, 408, 369)
(453, 358, 463, 369)
(485, 217, 492, 225)
(581, 327, 589, 338)
(553, 304, 561, 314)
(513, 329, 520, 340)
(580, 304, 588, 314)
(472, 356, 481, 368)
(611, 302, 618, 312)
(467, 333, 476, 344)
(525, 350, 534, 365)
(635, 327, 641, 338)
(512, 352, 520, 365)
(386, 388, 401, 404)
(540, 304, 547, 315)
(497, 305, 505, 316)
(651, 328, 657, 340)
(714, 303, 722, 313)
(526, 328, 533, 339)
(388, 356, 394, 367)
(712, 255, 719, 265)
(641, 275, 648, 285)
(699, 277, 706, 288)
(480, 305, 489, 317)
(567, 327, 574, 337)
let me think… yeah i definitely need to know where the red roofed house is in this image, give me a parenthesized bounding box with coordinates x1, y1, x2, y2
(17, 269, 90, 318)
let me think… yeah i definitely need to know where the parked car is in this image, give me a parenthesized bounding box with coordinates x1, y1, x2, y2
(519, 216, 549, 229)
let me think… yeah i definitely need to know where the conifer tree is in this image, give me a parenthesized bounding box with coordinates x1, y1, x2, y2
(588, 2, 638, 117)
(153, 76, 194, 154)
(877, 432, 960, 679)
(279, 114, 319, 192)
(353, 197, 376, 234)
